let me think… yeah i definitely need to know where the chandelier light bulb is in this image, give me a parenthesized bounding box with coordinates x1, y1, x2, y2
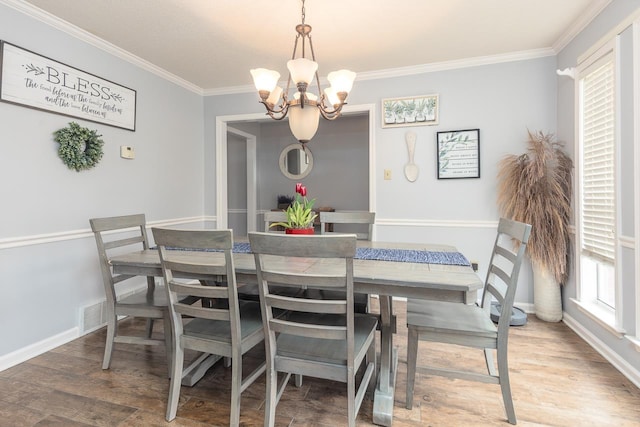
(327, 69, 356, 94)
(250, 68, 280, 93)
(287, 58, 318, 85)
(266, 86, 283, 105)
(324, 86, 340, 107)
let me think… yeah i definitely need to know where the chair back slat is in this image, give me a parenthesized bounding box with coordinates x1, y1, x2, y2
(102, 235, 146, 250)
(266, 294, 347, 314)
(175, 303, 231, 321)
(262, 271, 351, 289)
(163, 260, 228, 277)
(319, 211, 375, 241)
(270, 318, 347, 340)
(169, 281, 229, 299)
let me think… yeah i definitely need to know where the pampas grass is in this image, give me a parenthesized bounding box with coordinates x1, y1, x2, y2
(497, 131, 573, 284)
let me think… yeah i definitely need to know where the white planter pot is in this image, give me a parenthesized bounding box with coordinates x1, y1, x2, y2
(533, 263, 562, 322)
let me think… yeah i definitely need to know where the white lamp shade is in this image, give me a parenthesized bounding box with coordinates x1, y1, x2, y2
(288, 103, 320, 142)
(327, 69, 356, 93)
(266, 86, 283, 105)
(324, 86, 340, 106)
(250, 68, 280, 92)
(287, 58, 318, 85)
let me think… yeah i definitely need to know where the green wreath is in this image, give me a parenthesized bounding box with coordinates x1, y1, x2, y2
(54, 122, 104, 172)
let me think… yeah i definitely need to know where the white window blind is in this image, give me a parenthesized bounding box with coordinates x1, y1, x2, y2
(580, 54, 616, 263)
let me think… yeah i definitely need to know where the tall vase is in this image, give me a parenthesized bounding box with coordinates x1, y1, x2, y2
(533, 263, 562, 322)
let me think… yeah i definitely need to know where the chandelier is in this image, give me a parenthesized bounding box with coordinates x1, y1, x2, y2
(250, 0, 356, 144)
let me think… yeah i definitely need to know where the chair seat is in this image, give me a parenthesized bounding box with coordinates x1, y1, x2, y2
(117, 286, 168, 308)
(184, 300, 263, 343)
(407, 299, 497, 339)
(277, 313, 377, 364)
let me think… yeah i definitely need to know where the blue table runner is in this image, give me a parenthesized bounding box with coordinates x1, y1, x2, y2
(171, 242, 470, 267)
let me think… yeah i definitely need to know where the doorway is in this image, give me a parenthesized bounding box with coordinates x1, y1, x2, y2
(226, 126, 257, 237)
(215, 104, 377, 232)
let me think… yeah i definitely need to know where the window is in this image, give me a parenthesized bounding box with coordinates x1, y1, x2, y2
(576, 43, 618, 324)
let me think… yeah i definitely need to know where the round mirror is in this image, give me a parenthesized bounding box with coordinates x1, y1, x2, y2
(279, 143, 313, 179)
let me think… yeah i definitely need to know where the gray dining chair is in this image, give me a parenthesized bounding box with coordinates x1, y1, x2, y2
(249, 232, 378, 427)
(319, 211, 375, 241)
(405, 218, 531, 424)
(153, 228, 265, 426)
(319, 211, 376, 313)
(89, 214, 172, 371)
(263, 210, 288, 232)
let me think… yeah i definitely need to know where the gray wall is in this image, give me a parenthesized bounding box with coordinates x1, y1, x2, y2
(0, 3, 204, 359)
(204, 55, 558, 307)
(556, 0, 640, 375)
(251, 116, 369, 212)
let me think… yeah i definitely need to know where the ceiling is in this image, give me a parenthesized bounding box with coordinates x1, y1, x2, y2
(21, 0, 608, 93)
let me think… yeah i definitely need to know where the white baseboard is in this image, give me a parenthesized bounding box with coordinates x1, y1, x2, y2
(0, 327, 79, 372)
(563, 312, 640, 389)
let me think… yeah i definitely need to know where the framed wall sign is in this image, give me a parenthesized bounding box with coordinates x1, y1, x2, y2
(437, 129, 480, 179)
(0, 41, 136, 131)
(382, 94, 438, 128)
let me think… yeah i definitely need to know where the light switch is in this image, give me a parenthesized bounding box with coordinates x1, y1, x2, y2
(384, 169, 392, 180)
(120, 146, 135, 159)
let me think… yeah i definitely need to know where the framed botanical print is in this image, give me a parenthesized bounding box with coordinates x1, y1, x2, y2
(437, 129, 480, 179)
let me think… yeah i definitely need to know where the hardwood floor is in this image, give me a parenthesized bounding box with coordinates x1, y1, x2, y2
(2, 300, 639, 426)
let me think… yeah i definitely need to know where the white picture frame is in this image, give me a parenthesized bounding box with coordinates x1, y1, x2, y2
(0, 41, 137, 131)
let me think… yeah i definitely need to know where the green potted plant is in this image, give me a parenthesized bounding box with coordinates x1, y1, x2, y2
(270, 183, 318, 234)
(497, 130, 573, 322)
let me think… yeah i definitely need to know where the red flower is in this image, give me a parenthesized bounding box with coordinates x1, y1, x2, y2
(295, 182, 303, 194)
(300, 186, 307, 196)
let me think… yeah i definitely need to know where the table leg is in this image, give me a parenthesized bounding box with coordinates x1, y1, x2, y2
(181, 353, 221, 387)
(373, 295, 398, 426)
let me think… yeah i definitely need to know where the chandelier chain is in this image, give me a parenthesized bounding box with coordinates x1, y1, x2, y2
(301, 0, 306, 25)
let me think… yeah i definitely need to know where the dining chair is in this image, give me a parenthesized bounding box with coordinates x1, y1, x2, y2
(319, 211, 376, 313)
(405, 218, 531, 424)
(152, 228, 266, 426)
(263, 211, 288, 232)
(319, 211, 375, 241)
(89, 214, 172, 371)
(249, 232, 378, 427)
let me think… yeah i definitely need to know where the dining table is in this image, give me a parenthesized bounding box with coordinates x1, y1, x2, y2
(109, 238, 483, 426)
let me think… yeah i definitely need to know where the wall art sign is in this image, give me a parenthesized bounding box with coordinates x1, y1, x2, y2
(382, 94, 438, 128)
(437, 129, 480, 179)
(0, 41, 136, 131)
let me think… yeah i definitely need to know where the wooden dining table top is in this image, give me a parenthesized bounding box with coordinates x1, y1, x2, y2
(109, 239, 483, 302)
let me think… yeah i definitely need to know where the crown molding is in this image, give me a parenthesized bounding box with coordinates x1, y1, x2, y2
(203, 48, 556, 97)
(355, 48, 555, 82)
(1, 0, 204, 95)
(552, 0, 613, 53)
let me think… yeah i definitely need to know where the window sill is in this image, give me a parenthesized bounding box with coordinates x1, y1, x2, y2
(570, 298, 625, 338)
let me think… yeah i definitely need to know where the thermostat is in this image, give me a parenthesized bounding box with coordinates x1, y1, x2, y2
(120, 146, 135, 159)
